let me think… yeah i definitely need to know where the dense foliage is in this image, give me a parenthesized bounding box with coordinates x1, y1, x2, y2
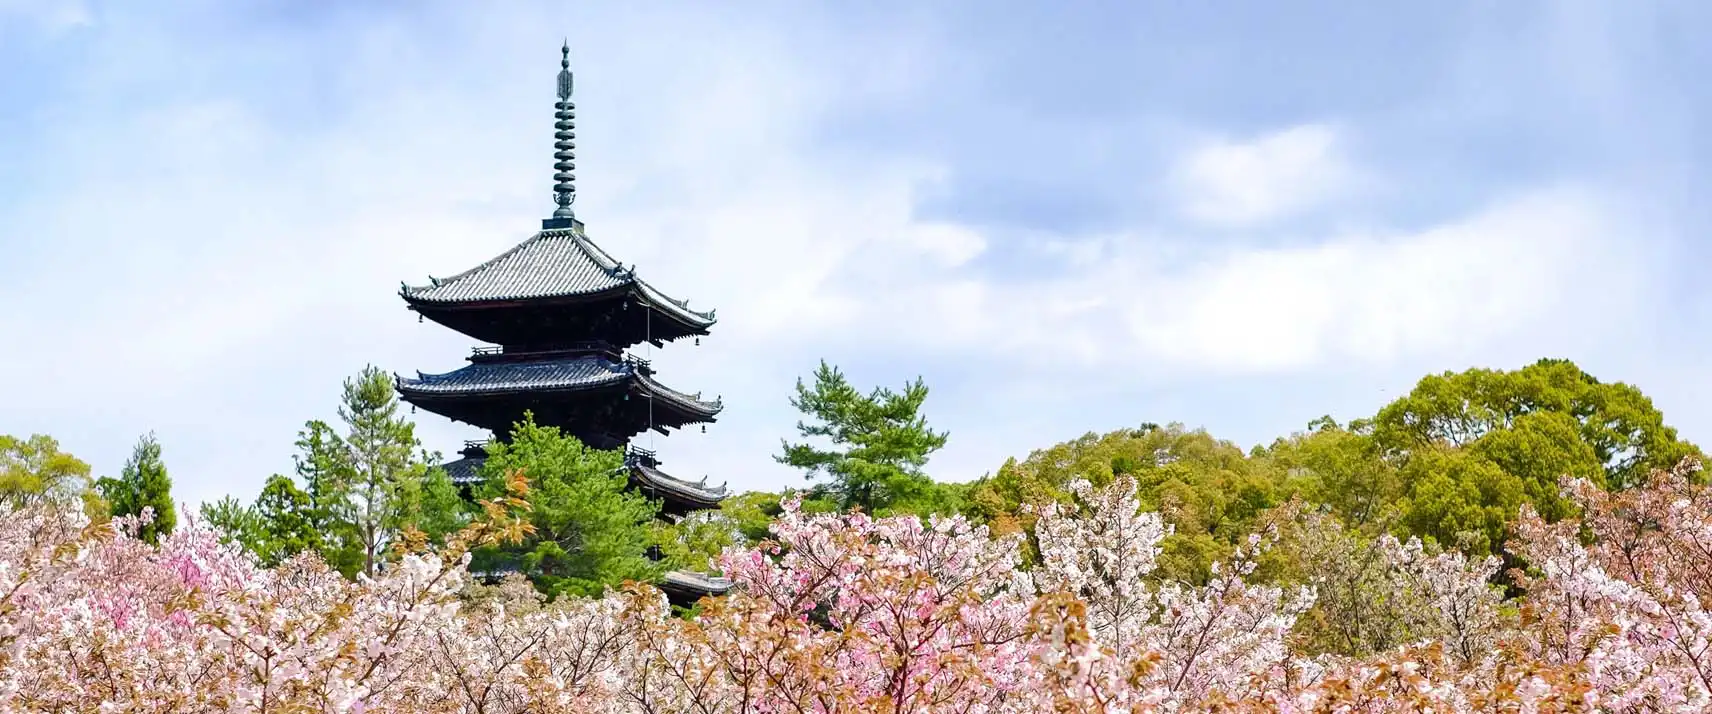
(96, 432, 178, 545)
(3, 458, 1710, 710)
(199, 365, 440, 578)
(960, 359, 1700, 586)
(197, 371, 677, 600)
(0, 432, 95, 512)
(5, 356, 1703, 708)
(469, 416, 664, 598)
(777, 360, 954, 515)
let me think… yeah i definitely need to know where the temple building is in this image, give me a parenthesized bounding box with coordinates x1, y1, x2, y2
(394, 42, 731, 603)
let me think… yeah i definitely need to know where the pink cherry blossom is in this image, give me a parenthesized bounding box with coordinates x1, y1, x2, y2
(3, 461, 1710, 711)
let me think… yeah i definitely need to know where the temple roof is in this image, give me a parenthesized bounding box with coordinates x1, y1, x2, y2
(467, 566, 732, 600)
(395, 354, 722, 415)
(660, 570, 733, 598)
(400, 227, 715, 329)
(440, 452, 727, 509)
(438, 455, 485, 485)
(631, 460, 729, 505)
(400, 355, 625, 393)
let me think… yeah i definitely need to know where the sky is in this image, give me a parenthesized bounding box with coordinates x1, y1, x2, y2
(3, 0, 1711, 510)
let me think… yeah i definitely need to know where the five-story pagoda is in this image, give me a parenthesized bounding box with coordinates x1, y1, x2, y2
(394, 43, 730, 601)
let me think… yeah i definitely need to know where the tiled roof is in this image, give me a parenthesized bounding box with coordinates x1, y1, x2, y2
(661, 569, 733, 596)
(441, 453, 728, 505)
(468, 566, 732, 597)
(635, 373, 724, 417)
(396, 355, 628, 396)
(396, 355, 722, 417)
(632, 461, 728, 504)
(401, 228, 715, 328)
(439, 456, 486, 485)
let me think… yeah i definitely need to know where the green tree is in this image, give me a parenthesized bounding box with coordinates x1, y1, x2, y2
(651, 510, 745, 573)
(97, 433, 177, 545)
(1257, 417, 1401, 531)
(334, 366, 429, 577)
(776, 361, 950, 514)
(1372, 358, 1698, 490)
(1465, 410, 1602, 524)
(1394, 445, 1525, 556)
(966, 423, 1287, 582)
(0, 433, 95, 511)
(292, 420, 347, 523)
(206, 368, 435, 577)
(1366, 359, 1697, 559)
(250, 474, 326, 566)
(397, 466, 469, 545)
(290, 419, 363, 576)
(474, 415, 662, 599)
(199, 496, 266, 554)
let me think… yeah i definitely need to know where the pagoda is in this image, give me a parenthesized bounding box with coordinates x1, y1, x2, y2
(394, 42, 730, 603)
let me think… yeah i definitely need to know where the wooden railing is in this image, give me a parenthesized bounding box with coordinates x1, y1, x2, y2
(469, 341, 627, 361)
(625, 444, 659, 467)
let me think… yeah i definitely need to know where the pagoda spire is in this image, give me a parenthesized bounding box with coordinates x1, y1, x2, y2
(546, 40, 578, 229)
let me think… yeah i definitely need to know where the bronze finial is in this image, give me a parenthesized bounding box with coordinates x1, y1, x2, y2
(550, 41, 577, 223)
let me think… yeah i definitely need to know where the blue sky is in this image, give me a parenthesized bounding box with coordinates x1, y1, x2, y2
(3, 0, 1710, 509)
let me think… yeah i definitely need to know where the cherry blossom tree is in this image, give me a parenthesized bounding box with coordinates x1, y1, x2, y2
(619, 501, 1039, 713)
(1508, 456, 1712, 710)
(3, 461, 1711, 712)
(1289, 511, 1507, 663)
(1029, 478, 1314, 709)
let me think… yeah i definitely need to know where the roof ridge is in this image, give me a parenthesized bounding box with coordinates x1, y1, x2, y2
(571, 231, 626, 274)
(574, 231, 717, 321)
(633, 462, 728, 499)
(635, 371, 722, 413)
(400, 232, 551, 296)
(398, 228, 717, 328)
(397, 353, 630, 390)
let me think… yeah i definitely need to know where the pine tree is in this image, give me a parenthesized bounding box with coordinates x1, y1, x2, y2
(291, 419, 363, 576)
(777, 361, 949, 514)
(97, 432, 177, 544)
(292, 420, 346, 523)
(397, 466, 469, 546)
(474, 415, 662, 598)
(199, 496, 265, 553)
(336, 366, 427, 577)
(252, 474, 325, 566)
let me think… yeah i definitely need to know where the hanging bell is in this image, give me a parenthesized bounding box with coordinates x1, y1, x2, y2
(700, 424, 706, 433)
(694, 337, 700, 346)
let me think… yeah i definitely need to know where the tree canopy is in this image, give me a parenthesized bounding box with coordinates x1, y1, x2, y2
(0, 433, 94, 512)
(96, 432, 176, 545)
(1370, 358, 1697, 490)
(966, 423, 1284, 582)
(776, 360, 951, 515)
(472, 415, 663, 599)
(963, 359, 1701, 580)
(337, 366, 434, 577)
(201, 366, 456, 578)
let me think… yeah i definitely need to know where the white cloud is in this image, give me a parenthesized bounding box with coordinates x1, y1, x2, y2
(1171, 123, 1357, 227)
(1118, 187, 1634, 371)
(0, 3, 967, 504)
(783, 184, 1643, 380)
(0, 3, 1669, 505)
